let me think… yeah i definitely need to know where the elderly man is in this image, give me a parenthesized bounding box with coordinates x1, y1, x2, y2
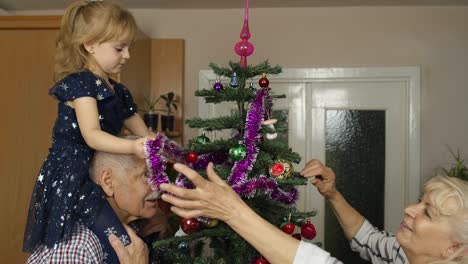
(27, 138, 166, 263)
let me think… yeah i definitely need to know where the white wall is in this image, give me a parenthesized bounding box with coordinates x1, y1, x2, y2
(16, 6, 468, 184)
(130, 6, 468, 184)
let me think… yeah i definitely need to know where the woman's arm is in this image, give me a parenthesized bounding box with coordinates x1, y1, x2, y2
(73, 97, 147, 158)
(301, 160, 364, 241)
(160, 163, 337, 264)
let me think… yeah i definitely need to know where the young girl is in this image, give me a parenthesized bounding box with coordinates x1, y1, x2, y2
(23, 0, 154, 261)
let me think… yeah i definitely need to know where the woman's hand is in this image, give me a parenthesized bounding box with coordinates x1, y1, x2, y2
(108, 224, 148, 264)
(160, 163, 243, 223)
(301, 159, 338, 200)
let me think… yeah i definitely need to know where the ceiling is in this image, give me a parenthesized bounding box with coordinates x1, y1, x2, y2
(2, 0, 468, 11)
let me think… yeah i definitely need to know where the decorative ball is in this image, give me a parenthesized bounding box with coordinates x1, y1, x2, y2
(229, 144, 247, 161)
(301, 219, 317, 240)
(292, 233, 302, 240)
(270, 163, 285, 177)
(181, 218, 201, 235)
(204, 218, 219, 228)
(258, 73, 269, 88)
(177, 241, 190, 253)
(194, 133, 210, 144)
(269, 159, 293, 179)
(234, 40, 255, 57)
(213, 81, 223, 91)
(282, 222, 295, 235)
(185, 151, 198, 163)
(254, 257, 268, 264)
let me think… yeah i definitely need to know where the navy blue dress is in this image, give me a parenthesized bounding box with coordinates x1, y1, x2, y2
(23, 70, 138, 255)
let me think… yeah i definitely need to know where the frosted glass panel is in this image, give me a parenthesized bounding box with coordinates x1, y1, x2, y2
(324, 110, 385, 263)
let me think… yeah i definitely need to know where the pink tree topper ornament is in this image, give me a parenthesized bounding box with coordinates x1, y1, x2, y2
(234, 0, 254, 68)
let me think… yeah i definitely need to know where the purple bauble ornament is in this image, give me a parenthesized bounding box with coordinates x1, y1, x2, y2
(213, 82, 223, 91)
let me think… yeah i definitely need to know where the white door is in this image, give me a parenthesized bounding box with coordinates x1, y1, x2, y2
(306, 80, 409, 240)
(198, 67, 420, 259)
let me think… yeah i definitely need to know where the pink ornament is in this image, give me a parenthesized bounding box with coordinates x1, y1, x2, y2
(234, 0, 254, 67)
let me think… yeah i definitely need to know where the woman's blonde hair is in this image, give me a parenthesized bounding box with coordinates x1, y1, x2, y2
(54, 0, 138, 81)
(426, 176, 468, 264)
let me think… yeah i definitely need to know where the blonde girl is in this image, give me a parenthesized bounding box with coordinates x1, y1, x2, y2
(23, 1, 154, 262)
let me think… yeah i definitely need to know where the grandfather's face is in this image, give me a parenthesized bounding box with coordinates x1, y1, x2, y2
(112, 159, 160, 221)
(396, 192, 457, 260)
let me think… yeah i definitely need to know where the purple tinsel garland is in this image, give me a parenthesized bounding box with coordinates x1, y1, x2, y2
(228, 88, 267, 185)
(228, 87, 298, 205)
(144, 88, 298, 205)
(175, 152, 229, 189)
(145, 133, 184, 191)
(232, 175, 298, 205)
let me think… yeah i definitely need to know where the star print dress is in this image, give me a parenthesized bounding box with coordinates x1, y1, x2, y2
(23, 69, 138, 253)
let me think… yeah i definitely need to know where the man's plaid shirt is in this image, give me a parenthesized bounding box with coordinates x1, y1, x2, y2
(27, 224, 103, 263)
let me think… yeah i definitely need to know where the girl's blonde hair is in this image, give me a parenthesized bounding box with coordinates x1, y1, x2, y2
(426, 176, 468, 264)
(54, 0, 138, 81)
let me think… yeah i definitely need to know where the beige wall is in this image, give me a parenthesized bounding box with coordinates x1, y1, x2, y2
(17, 6, 468, 186)
(130, 6, 468, 185)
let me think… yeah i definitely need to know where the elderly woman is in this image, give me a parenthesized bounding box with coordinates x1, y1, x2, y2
(300, 160, 468, 264)
(119, 160, 467, 264)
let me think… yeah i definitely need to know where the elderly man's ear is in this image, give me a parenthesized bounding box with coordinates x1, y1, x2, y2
(99, 168, 115, 197)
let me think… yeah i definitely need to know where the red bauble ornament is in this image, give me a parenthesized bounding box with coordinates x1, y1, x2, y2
(292, 233, 301, 240)
(282, 222, 295, 235)
(185, 151, 198, 163)
(181, 218, 201, 234)
(270, 163, 285, 177)
(254, 257, 268, 264)
(258, 73, 269, 88)
(301, 219, 317, 240)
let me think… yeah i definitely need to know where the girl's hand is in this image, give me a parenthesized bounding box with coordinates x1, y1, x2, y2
(133, 137, 148, 159)
(149, 131, 157, 139)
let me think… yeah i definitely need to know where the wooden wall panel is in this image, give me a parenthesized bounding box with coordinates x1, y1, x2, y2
(120, 32, 151, 111)
(0, 16, 151, 263)
(0, 16, 61, 29)
(150, 39, 185, 144)
(0, 29, 58, 263)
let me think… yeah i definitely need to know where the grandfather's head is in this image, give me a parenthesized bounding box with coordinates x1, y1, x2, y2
(88, 136, 160, 224)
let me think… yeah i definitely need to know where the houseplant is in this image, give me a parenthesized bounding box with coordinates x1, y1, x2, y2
(143, 95, 160, 131)
(441, 147, 468, 181)
(160, 92, 178, 131)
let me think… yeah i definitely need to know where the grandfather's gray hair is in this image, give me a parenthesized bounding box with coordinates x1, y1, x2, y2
(88, 135, 142, 183)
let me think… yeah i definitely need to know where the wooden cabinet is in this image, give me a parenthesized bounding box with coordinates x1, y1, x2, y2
(0, 16, 151, 263)
(0, 17, 61, 263)
(150, 39, 185, 145)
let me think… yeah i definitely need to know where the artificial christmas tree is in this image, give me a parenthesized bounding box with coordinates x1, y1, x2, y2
(145, 0, 317, 263)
